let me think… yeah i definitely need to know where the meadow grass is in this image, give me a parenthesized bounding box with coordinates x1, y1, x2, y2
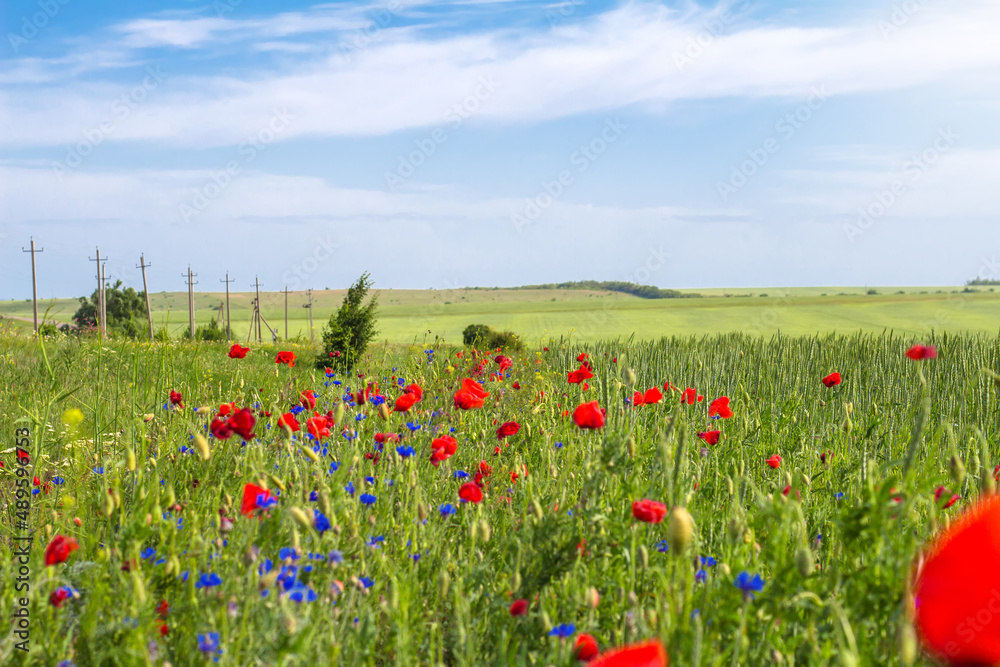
(2, 286, 998, 344)
(0, 328, 998, 665)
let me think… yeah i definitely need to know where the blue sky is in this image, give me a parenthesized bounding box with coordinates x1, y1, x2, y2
(2, 0, 999, 297)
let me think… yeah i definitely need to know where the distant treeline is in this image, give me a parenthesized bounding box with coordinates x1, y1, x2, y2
(966, 278, 1000, 286)
(516, 281, 698, 299)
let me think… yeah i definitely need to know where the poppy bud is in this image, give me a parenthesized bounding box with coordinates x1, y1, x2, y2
(982, 466, 996, 496)
(628, 590, 639, 606)
(587, 587, 600, 608)
(300, 445, 320, 464)
(625, 368, 637, 386)
(897, 623, 917, 666)
(132, 571, 147, 606)
(512, 571, 522, 592)
(795, 545, 813, 578)
(842, 416, 853, 433)
(726, 476, 734, 495)
(727, 517, 743, 543)
(102, 492, 115, 517)
(417, 503, 428, 522)
(74, 517, 82, 527)
(638, 544, 648, 569)
(192, 434, 210, 461)
(268, 474, 287, 493)
(838, 651, 858, 667)
(532, 499, 544, 521)
(334, 402, 345, 424)
(439, 570, 450, 599)
(667, 506, 694, 554)
(126, 447, 136, 471)
(379, 403, 390, 420)
(289, 507, 312, 532)
(477, 520, 491, 542)
(628, 434, 636, 458)
(950, 454, 966, 486)
(319, 490, 332, 519)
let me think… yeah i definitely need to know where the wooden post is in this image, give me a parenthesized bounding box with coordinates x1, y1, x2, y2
(137, 255, 153, 340)
(283, 286, 289, 341)
(254, 276, 262, 343)
(220, 273, 234, 341)
(22, 238, 43, 334)
(306, 288, 314, 344)
(88, 248, 106, 335)
(184, 266, 198, 338)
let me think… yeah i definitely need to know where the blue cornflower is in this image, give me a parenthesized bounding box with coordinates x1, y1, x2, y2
(285, 585, 318, 603)
(345, 482, 355, 495)
(835, 492, 845, 500)
(197, 632, 223, 661)
(369, 395, 386, 406)
(439, 503, 457, 517)
(406, 421, 421, 432)
(734, 571, 766, 598)
(314, 509, 331, 533)
(290, 405, 305, 415)
(279, 547, 300, 561)
(364, 476, 376, 485)
(696, 569, 707, 582)
(359, 576, 374, 588)
(92, 466, 104, 474)
(195, 572, 222, 589)
(329, 461, 341, 474)
(554, 441, 564, 449)
(52, 476, 65, 485)
(309, 490, 319, 502)
(396, 445, 415, 458)
(360, 493, 377, 505)
(328, 550, 344, 564)
(701, 556, 717, 567)
(549, 623, 576, 638)
(257, 559, 274, 575)
(453, 470, 469, 480)
(367, 535, 385, 548)
(355, 413, 366, 422)
(141, 548, 156, 560)
(654, 540, 669, 553)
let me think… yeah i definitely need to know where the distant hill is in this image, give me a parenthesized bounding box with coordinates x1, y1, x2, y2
(513, 281, 698, 299)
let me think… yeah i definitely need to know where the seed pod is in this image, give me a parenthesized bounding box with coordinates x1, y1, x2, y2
(439, 570, 450, 598)
(667, 506, 693, 554)
(192, 434, 210, 461)
(102, 492, 115, 517)
(637, 544, 648, 569)
(477, 519, 491, 542)
(950, 454, 966, 487)
(587, 587, 600, 608)
(982, 466, 996, 497)
(300, 445, 320, 464)
(334, 402, 346, 424)
(897, 623, 918, 666)
(628, 435, 636, 458)
(795, 545, 813, 578)
(132, 571, 147, 606)
(625, 368, 637, 386)
(126, 448, 137, 471)
(289, 507, 312, 532)
(379, 403, 390, 420)
(532, 498, 544, 521)
(417, 503, 428, 522)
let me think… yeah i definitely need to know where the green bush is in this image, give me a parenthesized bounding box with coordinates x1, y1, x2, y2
(463, 324, 492, 346)
(194, 318, 227, 342)
(462, 323, 523, 351)
(316, 272, 380, 370)
(72, 279, 149, 338)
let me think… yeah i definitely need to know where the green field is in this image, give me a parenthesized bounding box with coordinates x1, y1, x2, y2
(1, 328, 998, 665)
(2, 285, 998, 344)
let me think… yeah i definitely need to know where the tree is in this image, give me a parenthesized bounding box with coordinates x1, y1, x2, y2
(73, 280, 148, 338)
(316, 273, 380, 370)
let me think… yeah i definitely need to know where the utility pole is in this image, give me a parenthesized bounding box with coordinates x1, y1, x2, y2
(303, 288, 314, 344)
(253, 276, 262, 343)
(183, 266, 198, 338)
(220, 273, 234, 341)
(137, 255, 153, 340)
(282, 285, 290, 341)
(88, 248, 107, 335)
(22, 238, 43, 334)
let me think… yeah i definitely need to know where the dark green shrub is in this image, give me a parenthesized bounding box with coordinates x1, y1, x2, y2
(316, 273, 380, 370)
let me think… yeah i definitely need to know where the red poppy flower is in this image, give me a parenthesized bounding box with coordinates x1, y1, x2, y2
(766, 455, 781, 469)
(568, 366, 595, 384)
(589, 641, 668, 667)
(495, 355, 513, 372)
(299, 390, 317, 410)
(632, 499, 667, 524)
(708, 396, 733, 419)
(217, 402, 234, 417)
(156, 600, 169, 618)
(240, 483, 274, 517)
(278, 413, 300, 432)
(914, 495, 1000, 664)
(680, 388, 703, 405)
(459, 482, 483, 503)
(454, 378, 490, 410)
(509, 599, 528, 616)
(430, 436, 458, 465)
(275, 351, 297, 366)
(210, 417, 233, 440)
(934, 486, 961, 509)
(642, 387, 663, 405)
(631, 391, 645, 407)
(697, 430, 721, 445)
(575, 634, 600, 661)
(496, 421, 520, 439)
(44, 534, 79, 566)
(821, 372, 841, 387)
(228, 344, 249, 359)
(513, 382, 521, 390)
(577, 353, 588, 362)
(307, 414, 331, 440)
(375, 432, 399, 444)
(228, 408, 256, 441)
(156, 621, 169, 637)
(169, 390, 183, 407)
(49, 587, 73, 608)
(404, 383, 423, 401)
(394, 392, 419, 413)
(573, 401, 606, 429)
(906, 344, 937, 360)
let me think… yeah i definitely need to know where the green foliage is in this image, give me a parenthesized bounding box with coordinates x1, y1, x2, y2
(517, 280, 697, 299)
(154, 327, 171, 342)
(193, 317, 227, 342)
(316, 272, 380, 370)
(462, 323, 523, 350)
(38, 322, 59, 336)
(72, 280, 149, 338)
